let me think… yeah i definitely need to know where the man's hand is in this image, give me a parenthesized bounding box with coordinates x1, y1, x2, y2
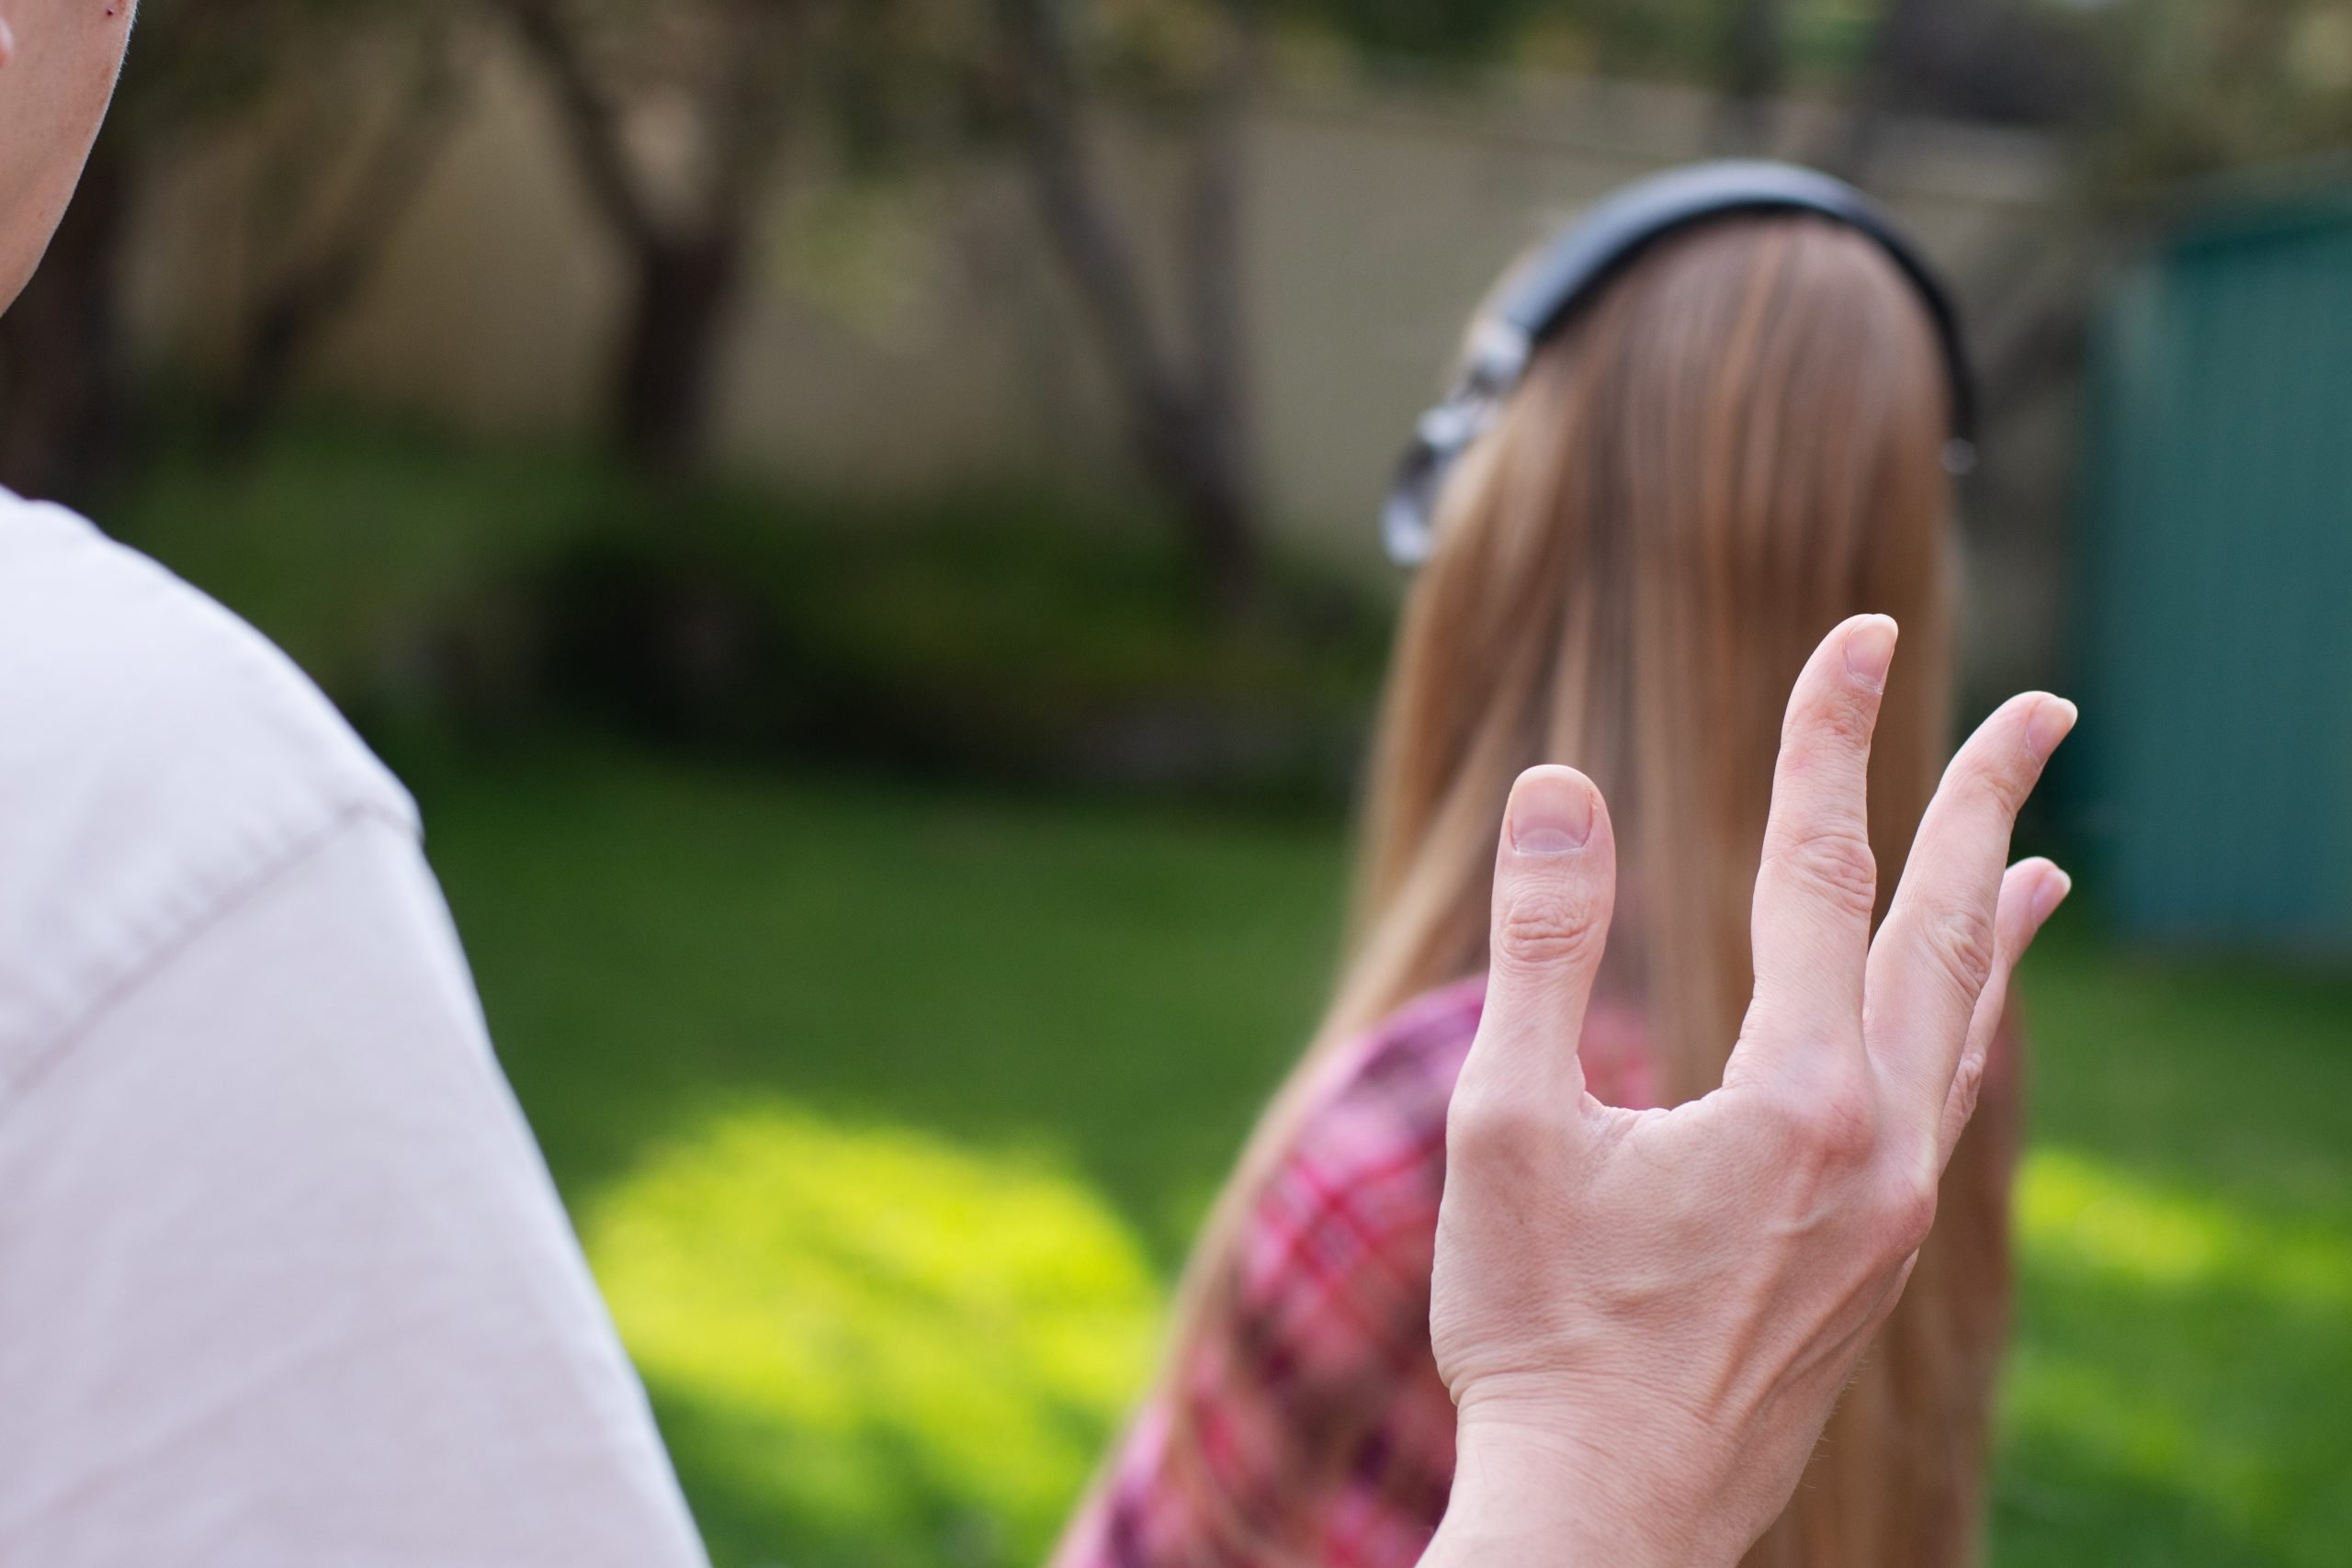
(1421, 616, 2075, 1567)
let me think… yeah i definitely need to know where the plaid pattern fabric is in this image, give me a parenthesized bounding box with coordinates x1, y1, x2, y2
(1055, 975, 1660, 1568)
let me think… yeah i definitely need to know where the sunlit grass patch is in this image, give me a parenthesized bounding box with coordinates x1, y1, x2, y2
(2018, 1148, 2352, 1309)
(1997, 1147, 2352, 1566)
(583, 1100, 1163, 1567)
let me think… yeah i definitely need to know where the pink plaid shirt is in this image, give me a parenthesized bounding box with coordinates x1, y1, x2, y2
(1052, 975, 1662, 1568)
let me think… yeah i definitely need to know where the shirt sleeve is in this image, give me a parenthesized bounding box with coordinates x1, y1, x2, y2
(0, 815, 710, 1568)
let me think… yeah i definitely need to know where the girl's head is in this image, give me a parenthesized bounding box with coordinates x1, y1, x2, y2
(1163, 204, 2001, 1568)
(1337, 211, 1960, 1089)
(1333, 211, 1987, 1566)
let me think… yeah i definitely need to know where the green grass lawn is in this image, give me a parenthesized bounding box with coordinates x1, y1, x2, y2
(404, 739, 2352, 1568)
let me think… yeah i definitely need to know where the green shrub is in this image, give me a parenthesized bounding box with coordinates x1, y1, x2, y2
(114, 414, 1394, 803)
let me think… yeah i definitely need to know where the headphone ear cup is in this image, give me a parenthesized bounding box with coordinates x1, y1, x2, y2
(1384, 386, 1504, 567)
(1383, 448, 1442, 567)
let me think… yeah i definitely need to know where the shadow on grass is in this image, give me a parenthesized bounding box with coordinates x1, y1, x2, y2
(1994, 1435, 2277, 1568)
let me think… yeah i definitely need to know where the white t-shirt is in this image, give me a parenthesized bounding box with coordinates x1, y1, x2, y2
(0, 490, 711, 1566)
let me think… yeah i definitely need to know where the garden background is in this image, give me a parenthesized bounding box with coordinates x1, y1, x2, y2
(6, 2, 2350, 1563)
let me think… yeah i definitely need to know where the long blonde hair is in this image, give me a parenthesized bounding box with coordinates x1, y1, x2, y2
(1155, 213, 2010, 1567)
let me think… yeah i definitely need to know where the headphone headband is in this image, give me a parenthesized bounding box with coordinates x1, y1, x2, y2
(1383, 160, 1978, 567)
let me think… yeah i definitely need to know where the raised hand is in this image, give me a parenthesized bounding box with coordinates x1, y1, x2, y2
(1420, 616, 2075, 1568)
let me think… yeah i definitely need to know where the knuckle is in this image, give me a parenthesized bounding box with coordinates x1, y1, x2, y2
(1799, 1083, 1880, 1168)
(1921, 902, 1999, 1005)
(1875, 1171, 1940, 1256)
(1951, 728, 2038, 816)
(1947, 1052, 1987, 1130)
(1447, 1088, 1567, 1170)
(1975, 755, 2036, 819)
(1762, 1077, 1878, 1171)
(1492, 883, 1603, 970)
(1787, 682, 1877, 755)
(1763, 826, 1879, 919)
(1876, 1254, 1921, 1325)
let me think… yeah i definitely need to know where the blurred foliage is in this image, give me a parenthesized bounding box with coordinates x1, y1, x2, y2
(514, 507, 1384, 798)
(32, 0, 2333, 601)
(2082, 0, 2352, 200)
(113, 416, 1389, 804)
(111, 0, 427, 135)
(0, 0, 469, 501)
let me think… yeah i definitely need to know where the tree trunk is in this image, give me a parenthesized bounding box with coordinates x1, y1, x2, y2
(1170, 23, 1261, 615)
(1137, 395, 1257, 616)
(0, 136, 130, 507)
(1169, 438, 1258, 617)
(615, 230, 745, 472)
(215, 299, 312, 453)
(998, 1, 1266, 615)
(216, 53, 465, 454)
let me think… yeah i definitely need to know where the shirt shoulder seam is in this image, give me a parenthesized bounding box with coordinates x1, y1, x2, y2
(0, 798, 420, 1134)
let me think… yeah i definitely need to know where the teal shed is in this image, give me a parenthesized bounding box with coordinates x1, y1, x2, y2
(2078, 170, 2352, 952)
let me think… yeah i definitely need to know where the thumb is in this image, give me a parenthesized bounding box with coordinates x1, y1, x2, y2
(1467, 766, 1618, 1105)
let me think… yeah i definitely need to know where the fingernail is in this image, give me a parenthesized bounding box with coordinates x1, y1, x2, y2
(2031, 867, 2073, 928)
(0, 20, 15, 68)
(1844, 616, 1898, 692)
(1511, 773, 1593, 854)
(2027, 697, 2078, 761)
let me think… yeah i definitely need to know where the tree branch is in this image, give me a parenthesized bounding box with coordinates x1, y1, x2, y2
(1179, 17, 1257, 512)
(222, 28, 471, 442)
(494, 0, 664, 251)
(710, 0, 804, 217)
(992, 0, 1189, 448)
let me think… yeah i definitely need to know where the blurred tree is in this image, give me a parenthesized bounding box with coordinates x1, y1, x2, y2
(0, 0, 467, 501)
(215, 16, 470, 448)
(487, 0, 1304, 606)
(980, 0, 1264, 611)
(2085, 0, 2352, 192)
(492, 0, 815, 472)
(1826, 0, 2352, 433)
(971, 0, 1811, 609)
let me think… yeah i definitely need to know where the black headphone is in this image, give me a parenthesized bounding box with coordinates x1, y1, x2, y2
(1382, 160, 1978, 567)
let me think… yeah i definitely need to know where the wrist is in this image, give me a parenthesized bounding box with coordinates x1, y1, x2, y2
(1426, 1416, 1684, 1568)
